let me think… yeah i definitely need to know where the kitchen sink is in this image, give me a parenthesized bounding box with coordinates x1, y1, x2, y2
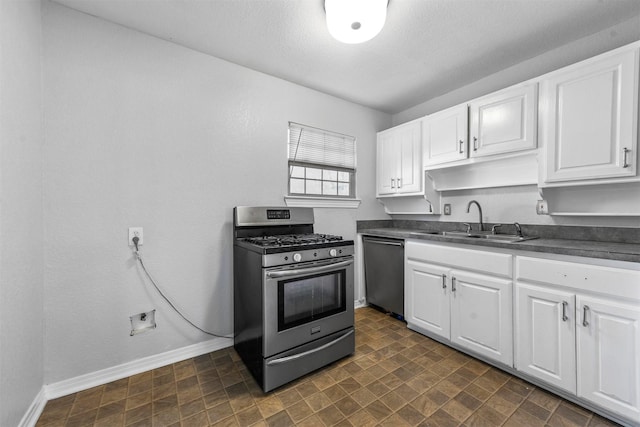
(441, 231, 538, 243)
(408, 231, 440, 236)
(407, 230, 539, 243)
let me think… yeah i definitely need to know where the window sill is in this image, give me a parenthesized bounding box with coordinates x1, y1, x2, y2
(284, 195, 361, 209)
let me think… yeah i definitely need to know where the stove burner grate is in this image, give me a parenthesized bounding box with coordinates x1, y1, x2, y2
(243, 233, 344, 247)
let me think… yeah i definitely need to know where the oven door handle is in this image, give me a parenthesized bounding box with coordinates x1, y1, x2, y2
(266, 329, 354, 366)
(266, 259, 353, 279)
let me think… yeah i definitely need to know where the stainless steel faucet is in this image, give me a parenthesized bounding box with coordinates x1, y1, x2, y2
(466, 200, 484, 231)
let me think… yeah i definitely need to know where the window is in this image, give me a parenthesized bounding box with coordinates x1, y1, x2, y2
(288, 122, 356, 199)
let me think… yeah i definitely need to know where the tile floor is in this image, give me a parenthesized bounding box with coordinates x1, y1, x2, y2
(36, 307, 621, 426)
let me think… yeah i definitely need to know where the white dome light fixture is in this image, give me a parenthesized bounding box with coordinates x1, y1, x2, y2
(325, 0, 388, 44)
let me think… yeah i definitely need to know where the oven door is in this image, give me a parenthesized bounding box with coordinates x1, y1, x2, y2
(263, 256, 354, 357)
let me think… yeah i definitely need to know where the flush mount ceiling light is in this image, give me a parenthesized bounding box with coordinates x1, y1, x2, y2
(325, 0, 388, 44)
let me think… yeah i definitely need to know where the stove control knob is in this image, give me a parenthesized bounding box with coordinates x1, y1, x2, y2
(293, 253, 302, 262)
(329, 249, 337, 257)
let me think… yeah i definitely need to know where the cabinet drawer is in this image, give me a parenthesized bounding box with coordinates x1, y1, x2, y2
(516, 256, 640, 300)
(406, 241, 511, 277)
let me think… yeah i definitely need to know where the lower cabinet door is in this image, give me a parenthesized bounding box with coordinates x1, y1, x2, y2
(405, 260, 450, 340)
(515, 283, 576, 393)
(450, 270, 513, 366)
(577, 295, 640, 423)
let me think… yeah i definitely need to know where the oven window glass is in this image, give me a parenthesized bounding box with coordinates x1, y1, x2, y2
(278, 270, 346, 331)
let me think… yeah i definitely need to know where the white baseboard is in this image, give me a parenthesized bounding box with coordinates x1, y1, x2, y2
(354, 299, 367, 309)
(18, 387, 47, 427)
(44, 337, 232, 400)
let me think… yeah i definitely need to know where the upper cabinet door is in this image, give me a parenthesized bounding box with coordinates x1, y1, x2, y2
(376, 120, 423, 196)
(542, 49, 639, 183)
(423, 104, 468, 166)
(469, 83, 538, 158)
(377, 132, 398, 196)
(397, 121, 423, 194)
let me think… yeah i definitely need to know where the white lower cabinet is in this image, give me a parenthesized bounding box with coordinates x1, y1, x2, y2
(515, 256, 640, 424)
(450, 270, 513, 366)
(406, 260, 450, 339)
(405, 241, 513, 366)
(577, 295, 640, 422)
(515, 283, 576, 393)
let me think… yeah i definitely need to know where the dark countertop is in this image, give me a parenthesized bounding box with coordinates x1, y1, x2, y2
(357, 223, 640, 264)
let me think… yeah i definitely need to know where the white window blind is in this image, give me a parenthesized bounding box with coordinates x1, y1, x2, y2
(288, 122, 356, 199)
(288, 123, 356, 170)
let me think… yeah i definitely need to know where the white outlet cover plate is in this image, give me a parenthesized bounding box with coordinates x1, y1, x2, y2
(536, 200, 549, 215)
(128, 227, 143, 246)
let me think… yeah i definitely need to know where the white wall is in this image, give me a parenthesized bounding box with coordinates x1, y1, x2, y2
(42, 2, 389, 384)
(391, 15, 640, 228)
(0, 1, 45, 425)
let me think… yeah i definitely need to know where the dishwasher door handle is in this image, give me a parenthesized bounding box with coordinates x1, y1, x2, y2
(364, 238, 404, 247)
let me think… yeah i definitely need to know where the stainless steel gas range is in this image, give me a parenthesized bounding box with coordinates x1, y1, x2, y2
(233, 206, 355, 392)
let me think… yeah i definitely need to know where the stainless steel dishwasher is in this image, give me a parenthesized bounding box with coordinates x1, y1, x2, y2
(362, 236, 404, 318)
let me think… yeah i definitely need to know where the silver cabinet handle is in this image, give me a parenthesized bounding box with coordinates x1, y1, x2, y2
(458, 139, 464, 154)
(266, 329, 354, 366)
(582, 305, 590, 327)
(452, 276, 457, 292)
(391, 178, 395, 189)
(397, 178, 402, 188)
(623, 147, 630, 168)
(562, 301, 569, 322)
(442, 274, 447, 289)
(473, 136, 478, 151)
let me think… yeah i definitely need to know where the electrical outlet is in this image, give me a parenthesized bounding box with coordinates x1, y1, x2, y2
(130, 310, 156, 336)
(443, 204, 451, 215)
(128, 227, 143, 246)
(536, 200, 549, 215)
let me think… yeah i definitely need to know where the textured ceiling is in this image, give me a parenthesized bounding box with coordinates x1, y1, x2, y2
(52, 0, 640, 114)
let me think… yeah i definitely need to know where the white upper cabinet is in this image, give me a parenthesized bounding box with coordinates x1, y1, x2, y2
(376, 120, 423, 196)
(423, 104, 468, 166)
(541, 48, 639, 184)
(469, 83, 538, 158)
(423, 83, 537, 168)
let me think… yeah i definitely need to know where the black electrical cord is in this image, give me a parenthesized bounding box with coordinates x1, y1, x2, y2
(132, 236, 233, 339)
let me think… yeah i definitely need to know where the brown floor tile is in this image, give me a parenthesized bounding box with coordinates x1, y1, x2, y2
(316, 404, 346, 426)
(423, 408, 461, 427)
(33, 307, 620, 427)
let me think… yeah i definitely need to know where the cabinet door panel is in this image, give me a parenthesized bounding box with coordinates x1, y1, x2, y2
(515, 283, 576, 393)
(577, 296, 640, 422)
(451, 270, 513, 366)
(424, 104, 468, 166)
(543, 49, 638, 182)
(398, 125, 422, 193)
(405, 260, 450, 339)
(376, 121, 422, 195)
(377, 133, 397, 195)
(469, 83, 537, 158)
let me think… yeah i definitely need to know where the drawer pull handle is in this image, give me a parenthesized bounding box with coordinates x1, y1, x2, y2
(451, 276, 457, 292)
(459, 140, 464, 154)
(562, 301, 569, 322)
(582, 305, 590, 327)
(391, 178, 395, 189)
(473, 136, 478, 151)
(442, 274, 447, 289)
